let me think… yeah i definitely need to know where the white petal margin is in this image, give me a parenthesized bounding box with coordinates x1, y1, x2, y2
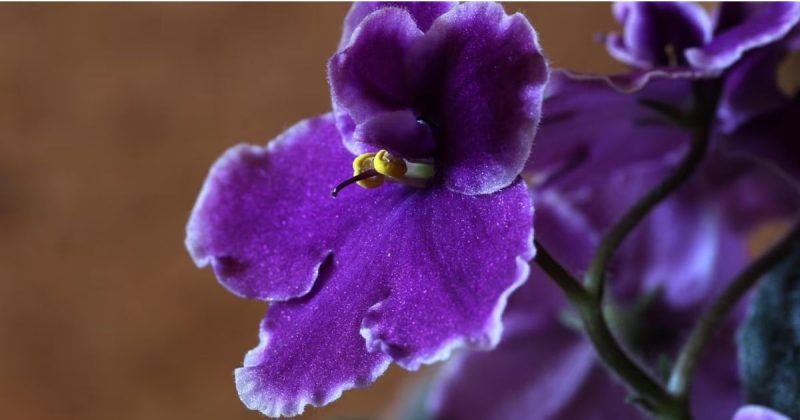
(235, 318, 392, 417)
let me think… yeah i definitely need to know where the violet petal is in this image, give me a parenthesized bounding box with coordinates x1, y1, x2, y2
(413, 1, 549, 195)
(186, 115, 355, 301)
(351, 110, 435, 158)
(329, 8, 422, 124)
(717, 45, 790, 133)
(338, 2, 456, 50)
(686, 2, 800, 71)
(428, 323, 635, 420)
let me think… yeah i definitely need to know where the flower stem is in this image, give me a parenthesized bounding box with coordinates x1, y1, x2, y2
(584, 123, 711, 299)
(667, 221, 800, 398)
(535, 241, 678, 415)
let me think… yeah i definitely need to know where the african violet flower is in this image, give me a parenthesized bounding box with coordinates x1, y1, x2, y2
(427, 72, 799, 420)
(186, 2, 547, 417)
(602, 2, 800, 135)
(595, 2, 800, 94)
(601, 2, 800, 194)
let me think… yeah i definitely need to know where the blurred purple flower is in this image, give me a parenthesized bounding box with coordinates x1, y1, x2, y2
(185, 2, 547, 417)
(733, 405, 792, 420)
(592, 2, 800, 94)
(600, 2, 800, 195)
(428, 72, 799, 420)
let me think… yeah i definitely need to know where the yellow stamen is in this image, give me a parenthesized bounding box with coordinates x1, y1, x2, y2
(352, 152, 384, 189)
(373, 149, 408, 178)
(332, 149, 436, 197)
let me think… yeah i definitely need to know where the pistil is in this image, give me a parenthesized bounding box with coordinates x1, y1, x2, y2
(330, 149, 435, 197)
(331, 169, 382, 197)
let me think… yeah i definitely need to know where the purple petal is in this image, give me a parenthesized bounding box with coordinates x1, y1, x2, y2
(686, 3, 800, 71)
(329, 8, 422, 123)
(717, 45, 790, 133)
(623, 175, 750, 307)
(429, 323, 635, 420)
(236, 275, 392, 418)
(733, 406, 792, 420)
(237, 177, 533, 414)
(350, 110, 435, 159)
(606, 2, 712, 68)
(338, 2, 457, 50)
(190, 113, 535, 415)
(429, 273, 634, 420)
(356, 179, 535, 369)
(703, 152, 800, 231)
(412, 1, 549, 195)
(526, 71, 692, 186)
(186, 115, 355, 301)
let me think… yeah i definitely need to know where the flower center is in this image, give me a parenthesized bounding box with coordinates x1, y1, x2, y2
(331, 149, 435, 197)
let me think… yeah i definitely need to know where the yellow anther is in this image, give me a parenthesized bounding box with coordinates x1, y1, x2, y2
(351, 152, 384, 189)
(332, 150, 434, 197)
(373, 149, 408, 178)
(352, 152, 376, 172)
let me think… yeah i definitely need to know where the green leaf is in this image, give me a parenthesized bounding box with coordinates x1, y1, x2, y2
(738, 240, 800, 418)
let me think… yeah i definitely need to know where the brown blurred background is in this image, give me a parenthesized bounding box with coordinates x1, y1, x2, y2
(0, 3, 624, 419)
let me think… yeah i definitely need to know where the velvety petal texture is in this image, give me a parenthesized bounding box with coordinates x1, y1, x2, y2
(330, 2, 549, 195)
(187, 117, 349, 301)
(337, 2, 456, 51)
(331, 9, 422, 123)
(188, 114, 534, 416)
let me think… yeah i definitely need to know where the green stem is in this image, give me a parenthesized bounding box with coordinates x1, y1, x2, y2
(535, 242, 677, 415)
(667, 221, 800, 397)
(584, 124, 711, 298)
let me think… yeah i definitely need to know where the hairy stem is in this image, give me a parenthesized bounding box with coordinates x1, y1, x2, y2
(535, 242, 678, 415)
(667, 221, 800, 397)
(584, 124, 711, 298)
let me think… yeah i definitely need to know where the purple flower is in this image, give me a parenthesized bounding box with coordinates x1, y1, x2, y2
(698, 3, 799, 140)
(593, 2, 800, 93)
(185, 2, 547, 417)
(733, 405, 792, 420)
(607, 2, 799, 72)
(428, 73, 798, 420)
(330, 2, 547, 194)
(599, 2, 800, 195)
